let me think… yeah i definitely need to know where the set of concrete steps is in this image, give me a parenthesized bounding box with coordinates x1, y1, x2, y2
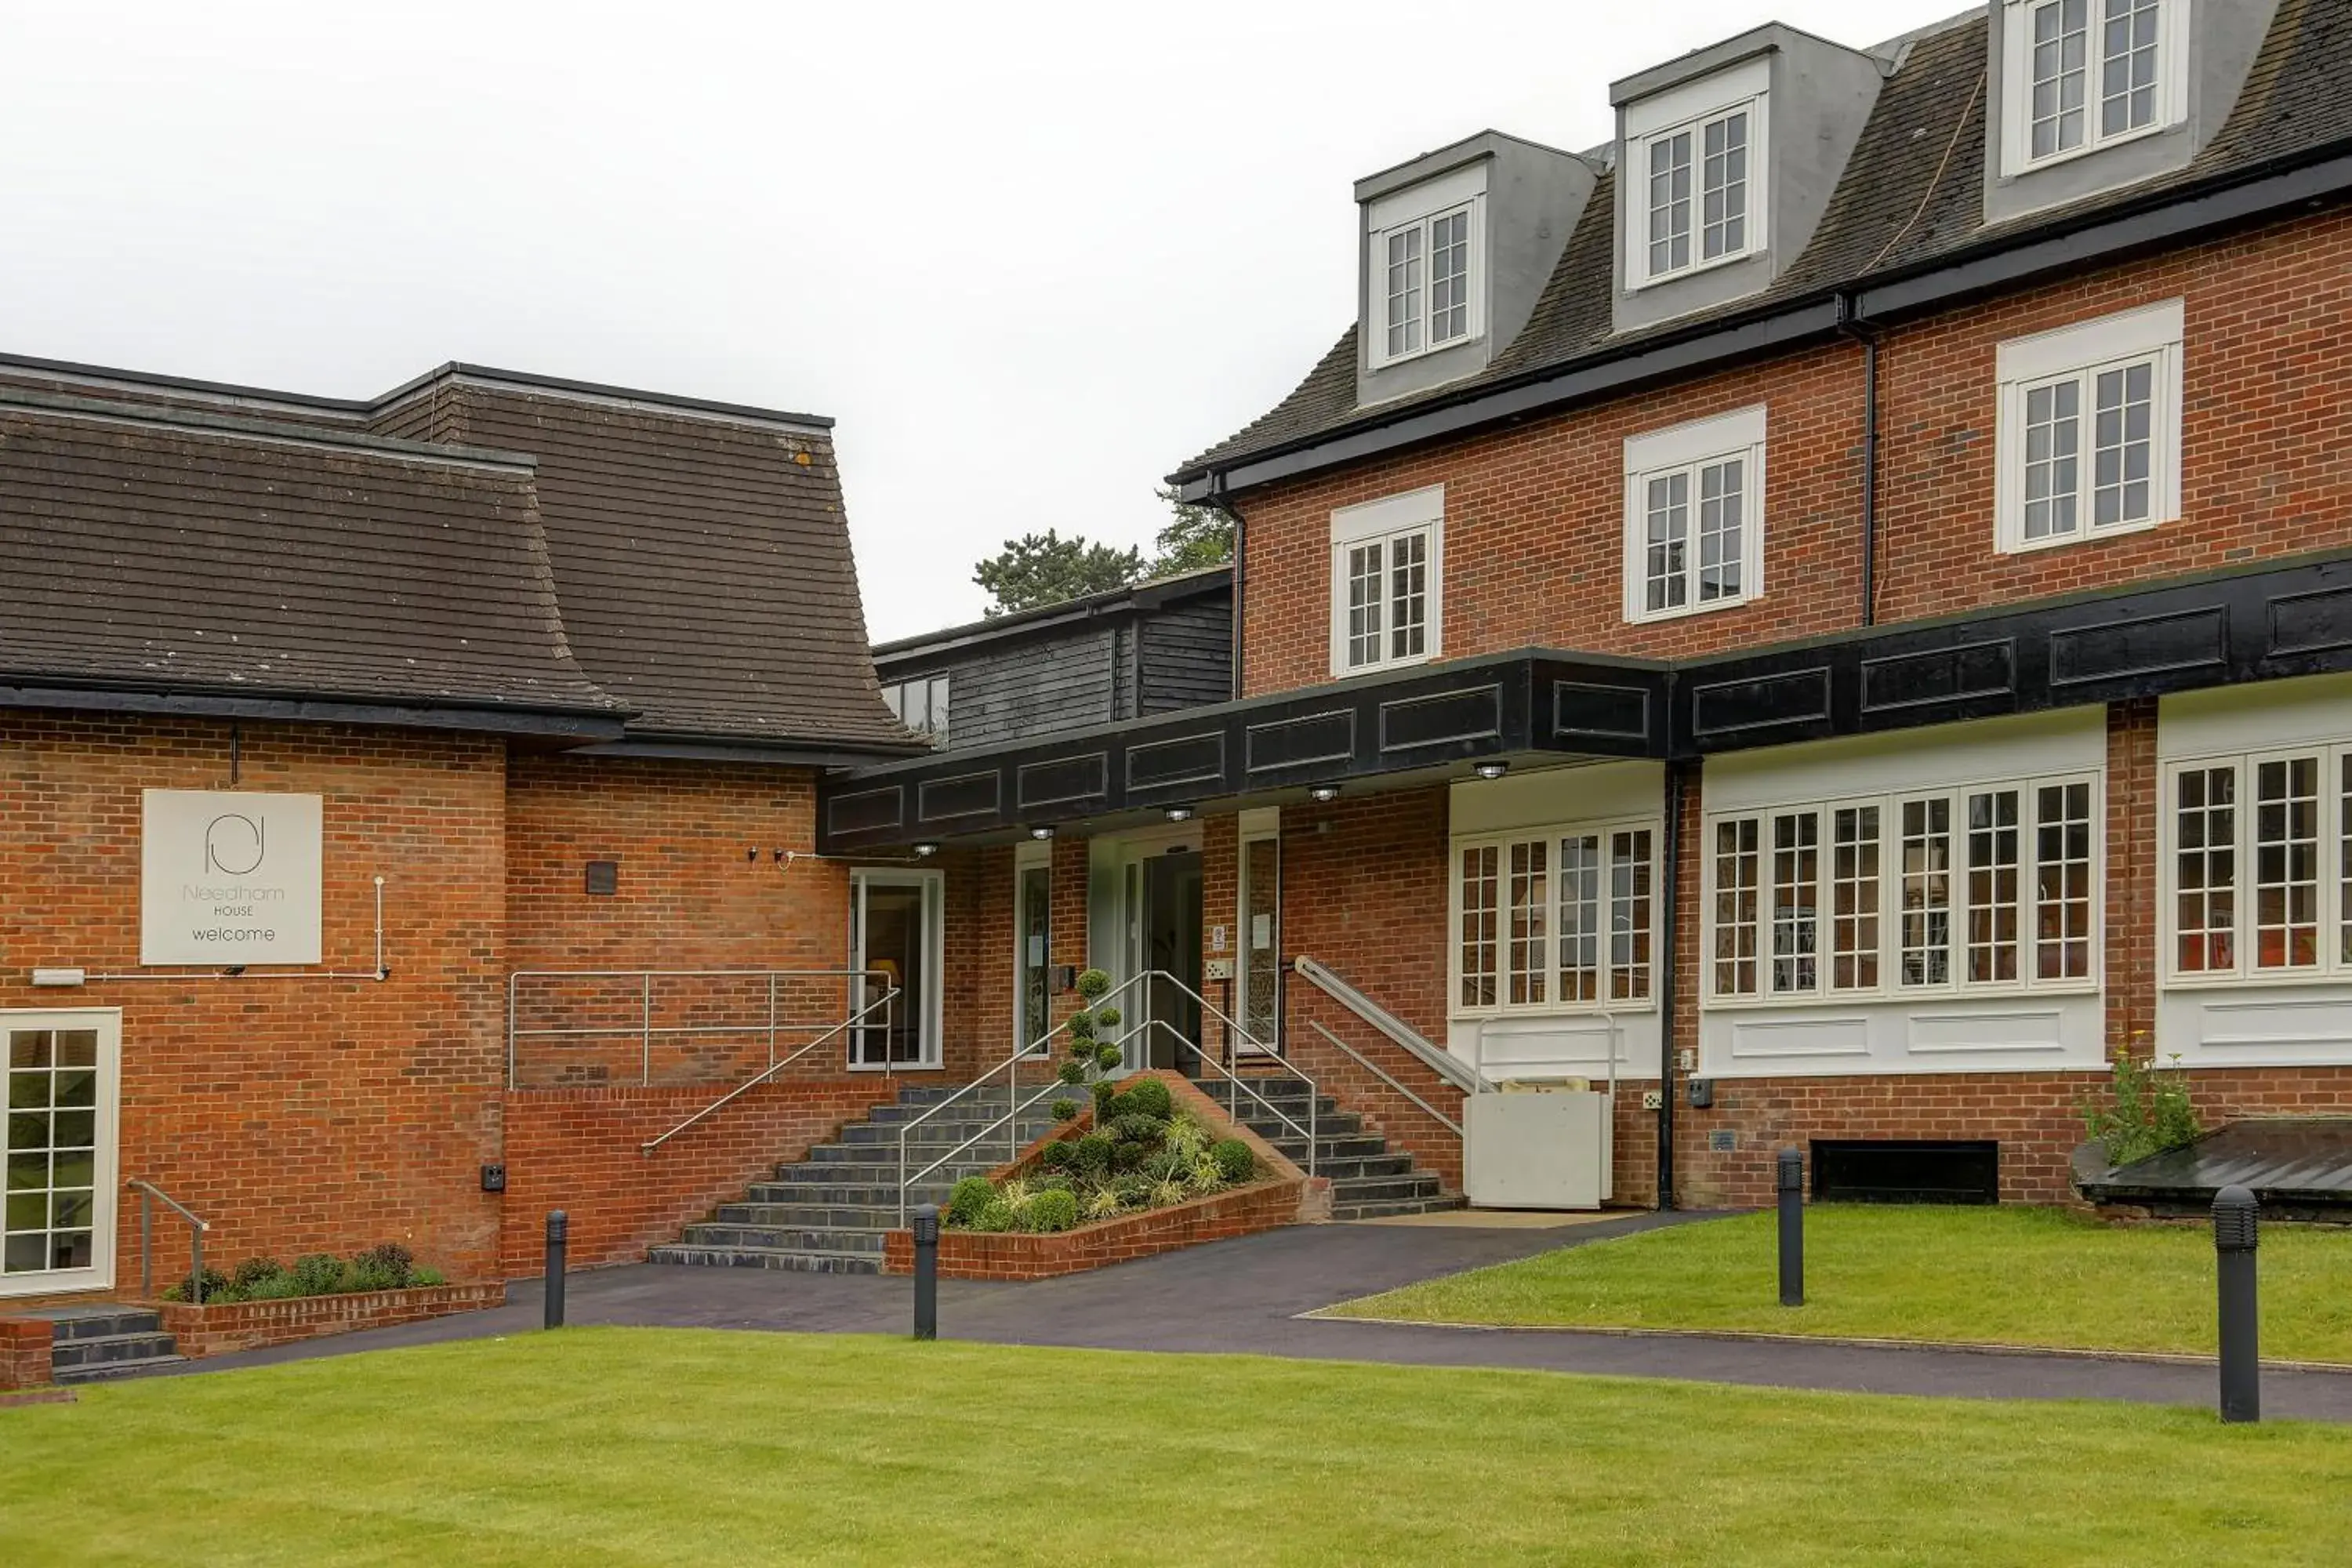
(649, 1083, 1069, 1275)
(1225, 1073, 1463, 1220)
(28, 1305, 185, 1382)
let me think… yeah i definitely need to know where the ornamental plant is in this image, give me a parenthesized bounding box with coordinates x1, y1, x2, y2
(2080, 1044, 2201, 1167)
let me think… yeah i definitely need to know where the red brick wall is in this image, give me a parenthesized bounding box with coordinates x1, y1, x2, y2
(0, 1318, 53, 1389)
(157, 1281, 506, 1359)
(495, 1078, 890, 1274)
(1234, 211, 2352, 699)
(0, 712, 510, 1286)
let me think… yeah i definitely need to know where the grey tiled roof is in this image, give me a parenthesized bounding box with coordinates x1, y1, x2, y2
(1177, 1, 2352, 481)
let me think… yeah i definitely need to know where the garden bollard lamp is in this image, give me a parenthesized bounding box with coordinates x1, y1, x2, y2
(911, 1203, 939, 1341)
(544, 1209, 568, 1331)
(2213, 1185, 2259, 1424)
(1777, 1147, 1805, 1308)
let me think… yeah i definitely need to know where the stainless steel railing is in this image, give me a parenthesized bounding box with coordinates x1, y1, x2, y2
(1305, 1019, 1465, 1138)
(642, 985, 902, 1154)
(127, 1178, 209, 1303)
(1291, 954, 1494, 1094)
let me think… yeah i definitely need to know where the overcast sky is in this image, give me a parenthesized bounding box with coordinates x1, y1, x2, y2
(3, 0, 1969, 641)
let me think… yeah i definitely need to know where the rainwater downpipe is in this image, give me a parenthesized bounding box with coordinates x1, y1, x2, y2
(1838, 294, 1882, 627)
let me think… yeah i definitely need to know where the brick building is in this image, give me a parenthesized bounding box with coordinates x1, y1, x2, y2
(820, 1, 2352, 1212)
(0, 356, 934, 1302)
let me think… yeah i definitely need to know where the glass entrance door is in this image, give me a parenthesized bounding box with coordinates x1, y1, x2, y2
(4, 1011, 118, 1297)
(1142, 851, 1204, 1073)
(849, 871, 942, 1069)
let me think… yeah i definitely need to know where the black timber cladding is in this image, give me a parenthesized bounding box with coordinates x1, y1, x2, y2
(821, 553, 2352, 850)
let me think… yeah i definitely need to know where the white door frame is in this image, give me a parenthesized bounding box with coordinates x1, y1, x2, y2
(1011, 840, 1053, 1055)
(2, 1007, 122, 1299)
(848, 868, 945, 1070)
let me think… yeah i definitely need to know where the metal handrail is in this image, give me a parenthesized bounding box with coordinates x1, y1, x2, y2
(1292, 954, 1493, 1094)
(1306, 1019, 1465, 1138)
(506, 967, 894, 1090)
(127, 1178, 209, 1303)
(642, 986, 901, 1153)
(896, 971, 1321, 1223)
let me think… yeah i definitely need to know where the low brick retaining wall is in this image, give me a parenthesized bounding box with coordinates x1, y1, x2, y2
(881, 1070, 1325, 1280)
(0, 1317, 53, 1389)
(156, 1282, 506, 1359)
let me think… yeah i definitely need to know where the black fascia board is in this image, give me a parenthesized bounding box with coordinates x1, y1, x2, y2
(0, 682, 632, 742)
(1174, 139, 2352, 503)
(578, 732, 933, 768)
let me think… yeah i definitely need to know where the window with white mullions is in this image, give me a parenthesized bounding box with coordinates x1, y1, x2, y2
(2100, 0, 2163, 136)
(1646, 129, 1692, 277)
(2341, 753, 2352, 966)
(1345, 541, 1385, 669)
(1642, 470, 1689, 614)
(2034, 781, 2095, 981)
(1899, 797, 1954, 987)
(1624, 407, 1764, 622)
(1330, 488, 1442, 675)
(1642, 104, 1754, 283)
(2255, 755, 2321, 971)
(1507, 840, 1549, 1007)
(2021, 377, 2081, 541)
(1965, 789, 2024, 984)
(1454, 823, 1660, 1016)
(1384, 227, 1422, 359)
(2004, 0, 2179, 172)
(1428, 209, 1471, 346)
(1769, 811, 1820, 996)
(1831, 806, 1881, 991)
(1996, 301, 2180, 554)
(2173, 764, 2238, 973)
(1388, 530, 1428, 660)
(1372, 202, 1475, 365)
(2028, 0, 2089, 159)
(1700, 111, 1749, 260)
(1713, 818, 1762, 996)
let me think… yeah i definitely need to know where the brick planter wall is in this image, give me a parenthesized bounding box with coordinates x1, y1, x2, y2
(881, 1070, 1323, 1279)
(154, 1281, 506, 1359)
(0, 1318, 54, 1389)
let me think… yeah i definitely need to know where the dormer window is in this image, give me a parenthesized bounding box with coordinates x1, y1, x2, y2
(1642, 103, 1755, 281)
(2002, 0, 2184, 174)
(1364, 162, 1486, 370)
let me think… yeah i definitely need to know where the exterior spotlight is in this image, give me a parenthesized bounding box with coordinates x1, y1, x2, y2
(1473, 760, 1509, 781)
(912, 842, 939, 858)
(1308, 785, 1340, 804)
(1029, 825, 1055, 840)
(1166, 807, 1194, 822)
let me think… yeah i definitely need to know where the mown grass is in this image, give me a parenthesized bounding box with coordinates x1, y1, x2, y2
(1330, 1204, 2352, 1361)
(4, 1326, 2350, 1565)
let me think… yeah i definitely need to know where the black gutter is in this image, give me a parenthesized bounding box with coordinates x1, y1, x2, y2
(0, 683, 632, 742)
(1174, 139, 2352, 502)
(1836, 296, 1882, 627)
(1655, 748, 1683, 1212)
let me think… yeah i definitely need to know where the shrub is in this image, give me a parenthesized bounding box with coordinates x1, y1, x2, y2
(291, 1253, 347, 1295)
(1094, 1005, 1122, 1029)
(2082, 1051, 2201, 1167)
(971, 1200, 1015, 1233)
(1076, 968, 1111, 1000)
(1119, 1079, 1172, 1120)
(1110, 1113, 1168, 1145)
(1022, 1189, 1079, 1233)
(1111, 1139, 1150, 1172)
(1210, 1139, 1256, 1185)
(946, 1175, 997, 1227)
(162, 1265, 232, 1304)
(1039, 1139, 1076, 1171)
(246, 1272, 307, 1301)
(1051, 1097, 1080, 1123)
(412, 1266, 447, 1287)
(1033, 1172, 1073, 1192)
(1083, 1188, 1125, 1221)
(1054, 1059, 1086, 1086)
(1149, 1178, 1189, 1209)
(354, 1243, 416, 1290)
(1091, 1080, 1118, 1112)
(1142, 1149, 1188, 1183)
(1073, 1134, 1114, 1175)
(1163, 1111, 1211, 1160)
(1110, 1174, 1153, 1207)
(230, 1256, 286, 1292)
(1066, 1011, 1095, 1043)
(347, 1258, 401, 1293)
(1094, 1043, 1123, 1071)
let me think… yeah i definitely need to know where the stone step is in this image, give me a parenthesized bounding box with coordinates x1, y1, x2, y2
(771, 1159, 998, 1185)
(1267, 1151, 1417, 1181)
(1331, 1193, 1468, 1221)
(646, 1243, 882, 1275)
(748, 1181, 957, 1207)
(679, 1222, 889, 1254)
(31, 1308, 164, 1342)
(1243, 1133, 1392, 1162)
(1327, 1172, 1446, 1204)
(49, 1330, 181, 1374)
(717, 1200, 908, 1229)
(808, 1136, 1058, 1166)
(53, 1352, 191, 1384)
(837, 1117, 1068, 1145)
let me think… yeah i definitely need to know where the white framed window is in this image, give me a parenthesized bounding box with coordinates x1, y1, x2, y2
(1623, 405, 1766, 622)
(1621, 56, 1769, 290)
(849, 868, 945, 1069)
(1994, 299, 2183, 554)
(1999, 0, 2187, 175)
(2, 1009, 121, 1297)
(1454, 818, 1658, 1017)
(2161, 742, 2352, 984)
(1329, 485, 1443, 676)
(882, 673, 950, 744)
(1365, 164, 1485, 369)
(1705, 770, 2099, 1005)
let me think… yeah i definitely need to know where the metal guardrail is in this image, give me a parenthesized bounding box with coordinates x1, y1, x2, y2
(1291, 954, 1494, 1094)
(506, 967, 892, 1091)
(895, 970, 1319, 1225)
(642, 986, 901, 1154)
(127, 1178, 209, 1303)
(1305, 1019, 1464, 1138)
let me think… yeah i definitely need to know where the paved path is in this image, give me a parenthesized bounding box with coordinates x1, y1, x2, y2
(143, 1212, 2352, 1421)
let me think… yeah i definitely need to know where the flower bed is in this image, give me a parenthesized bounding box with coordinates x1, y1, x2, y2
(157, 1281, 506, 1359)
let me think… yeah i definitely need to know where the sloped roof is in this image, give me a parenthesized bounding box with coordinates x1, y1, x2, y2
(1175, 1, 2352, 482)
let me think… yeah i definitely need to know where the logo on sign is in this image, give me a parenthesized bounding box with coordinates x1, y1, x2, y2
(205, 813, 266, 875)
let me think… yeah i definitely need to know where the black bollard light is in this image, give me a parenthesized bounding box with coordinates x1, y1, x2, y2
(1777, 1147, 1805, 1308)
(2214, 1184, 2259, 1424)
(911, 1203, 940, 1341)
(544, 1209, 568, 1331)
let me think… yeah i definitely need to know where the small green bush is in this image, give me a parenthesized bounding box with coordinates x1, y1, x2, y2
(1112, 1139, 1150, 1172)
(971, 1200, 1016, 1233)
(1022, 1189, 1079, 1233)
(354, 1243, 416, 1290)
(1054, 1060, 1086, 1087)
(1051, 1096, 1080, 1123)
(1119, 1079, 1172, 1120)
(1076, 968, 1112, 1000)
(1066, 1011, 1096, 1042)
(231, 1256, 285, 1292)
(1039, 1139, 1076, 1171)
(1110, 1174, 1153, 1206)
(1210, 1139, 1256, 1185)
(1033, 1172, 1073, 1192)
(1073, 1134, 1115, 1175)
(2082, 1051, 2201, 1167)
(1110, 1112, 1168, 1145)
(291, 1254, 347, 1295)
(162, 1265, 231, 1304)
(1094, 1004, 1122, 1029)
(1094, 1042, 1123, 1070)
(246, 1272, 307, 1301)
(1083, 1187, 1125, 1221)
(946, 1175, 997, 1227)
(1142, 1149, 1188, 1183)
(412, 1266, 447, 1287)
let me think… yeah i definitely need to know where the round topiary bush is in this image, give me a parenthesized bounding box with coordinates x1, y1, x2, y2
(1051, 1096, 1081, 1123)
(1094, 1042, 1123, 1070)
(1094, 1004, 1122, 1029)
(1210, 1138, 1256, 1185)
(1076, 968, 1112, 1000)
(946, 1174, 998, 1227)
(1022, 1189, 1079, 1233)
(1073, 1133, 1115, 1175)
(1055, 1060, 1086, 1087)
(1118, 1079, 1172, 1120)
(1038, 1139, 1076, 1171)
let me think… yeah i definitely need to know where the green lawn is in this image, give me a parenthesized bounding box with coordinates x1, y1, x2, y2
(1328, 1205, 2352, 1362)
(5, 1329, 2351, 1565)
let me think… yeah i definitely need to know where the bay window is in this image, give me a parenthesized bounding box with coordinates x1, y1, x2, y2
(1708, 771, 2099, 1003)
(2165, 745, 2352, 982)
(1457, 821, 1658, 1014)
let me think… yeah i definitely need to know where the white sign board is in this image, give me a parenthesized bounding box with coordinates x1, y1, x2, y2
(141, 790, 324, 966)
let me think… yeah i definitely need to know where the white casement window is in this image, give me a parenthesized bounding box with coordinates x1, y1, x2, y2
(1994, 299, 2183, 554)
(1365, 164, 1484, 369)
(2161, 743, 2352, 983)
(1622, 56, 1769, 290)
(1623, 405, 1766, 622)
(1456, 819, 1659, 1015)
(2001, 0, 2185, 174)
(1329, 486, 1443, 676)
(1707, 771, 2098, 1004)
